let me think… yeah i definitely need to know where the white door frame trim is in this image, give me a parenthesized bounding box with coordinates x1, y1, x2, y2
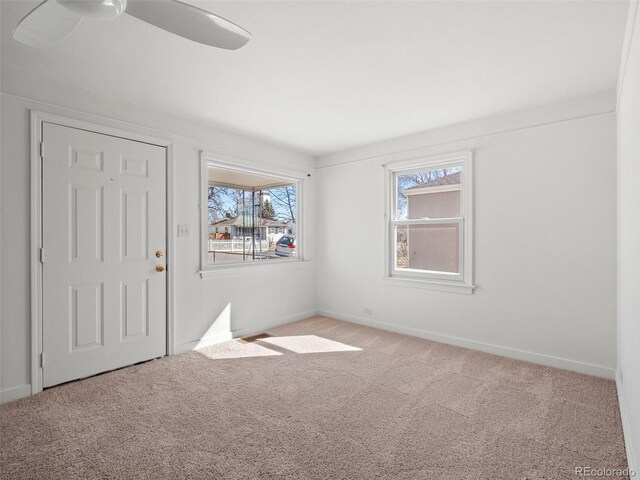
(30, 110, 176, 394)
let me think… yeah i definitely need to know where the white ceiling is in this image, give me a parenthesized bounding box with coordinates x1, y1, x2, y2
(208, 166, 291, 189)
(0, 1, 629, 156)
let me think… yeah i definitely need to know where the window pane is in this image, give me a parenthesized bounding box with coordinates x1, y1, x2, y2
(396, 167, 461, 220)
(396, 223, 460, 274)
(207, 176, 297, 264)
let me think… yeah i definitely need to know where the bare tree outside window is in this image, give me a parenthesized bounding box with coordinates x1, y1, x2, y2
(269, 185, 296, 223)
(396, 167, 460, 220)
(207, 186, 250, 223)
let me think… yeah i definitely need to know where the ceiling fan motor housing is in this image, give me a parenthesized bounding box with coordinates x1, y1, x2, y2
(58, 0, 127, 20)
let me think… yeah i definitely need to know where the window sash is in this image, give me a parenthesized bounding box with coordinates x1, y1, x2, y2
(393, 163, 463, 221)
(391, 218, 464, 280)
(391, 166, 465, 280)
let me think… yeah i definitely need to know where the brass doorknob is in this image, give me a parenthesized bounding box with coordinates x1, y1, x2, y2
(156, 265, 166, 272)
(155, 250, 164, 258)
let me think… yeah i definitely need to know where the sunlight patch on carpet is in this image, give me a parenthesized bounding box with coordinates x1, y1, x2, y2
(196, 340, 282, 360)
(259, 335, 362, 354)
(196, 334, 361, 359)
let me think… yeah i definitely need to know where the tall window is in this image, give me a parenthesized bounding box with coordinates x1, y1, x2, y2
(387, 151, 473, 292)
(202, 160, 301, 267)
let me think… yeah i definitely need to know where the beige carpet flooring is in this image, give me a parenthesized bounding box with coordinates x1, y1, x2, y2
(0, 316, 629, 479)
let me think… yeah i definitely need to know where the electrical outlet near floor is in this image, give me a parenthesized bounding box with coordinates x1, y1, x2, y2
(363, 307, 373, 315)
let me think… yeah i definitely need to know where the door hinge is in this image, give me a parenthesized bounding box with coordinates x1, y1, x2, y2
(40, 247, 45, 263)
(40, 353, 44, 367)
(39, 142, 45, 158)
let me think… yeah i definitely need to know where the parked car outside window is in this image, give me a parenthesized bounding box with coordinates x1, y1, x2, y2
(275, 236, 296, 257)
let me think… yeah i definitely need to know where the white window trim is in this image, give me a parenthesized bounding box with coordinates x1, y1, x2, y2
(199, 151, 306, 276)
(384, 150, 475, 294)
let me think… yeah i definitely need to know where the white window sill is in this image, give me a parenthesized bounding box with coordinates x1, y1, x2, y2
(200, 259, 310, 278)
(384, 276, 476, 294)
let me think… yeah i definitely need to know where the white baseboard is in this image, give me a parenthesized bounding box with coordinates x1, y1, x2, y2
(616, 370, 638, 475)
(318, 310, 615, 379)
(0, 384, 32, 404)
(176, 310, 319, 354)
(176, 331, 235, 354)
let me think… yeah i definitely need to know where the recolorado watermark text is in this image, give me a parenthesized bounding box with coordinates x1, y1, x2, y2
(575, 466, 636, 477)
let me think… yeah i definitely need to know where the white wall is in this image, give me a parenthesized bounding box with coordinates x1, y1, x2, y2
(316, 92, 618, 378)
(0, 85, 317, 403)
(0, 66, 622, 412)
(616, 0, 640, 472)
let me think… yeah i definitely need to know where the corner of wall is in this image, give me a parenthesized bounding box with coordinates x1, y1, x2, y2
(616, 0, 640, 472)
(616, 0, 639, 111)
(616, 370, 638, 475)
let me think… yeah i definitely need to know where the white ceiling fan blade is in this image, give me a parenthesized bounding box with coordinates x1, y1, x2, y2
(125, 0, 251, 50)
(12, 0, 83, 48)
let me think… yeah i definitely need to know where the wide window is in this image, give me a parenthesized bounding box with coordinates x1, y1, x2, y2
(387, 151, 474, 292)
(201, 159, 302, 269)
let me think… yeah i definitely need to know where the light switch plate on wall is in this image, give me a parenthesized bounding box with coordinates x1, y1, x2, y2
(177, 224, 191, 237)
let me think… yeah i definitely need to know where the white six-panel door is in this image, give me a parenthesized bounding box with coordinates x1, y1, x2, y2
(42, 122, 167, 387)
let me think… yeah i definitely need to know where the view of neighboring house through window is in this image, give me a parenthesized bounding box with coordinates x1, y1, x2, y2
(206, 165, 299, 265)
(389, 151, 473, 288)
